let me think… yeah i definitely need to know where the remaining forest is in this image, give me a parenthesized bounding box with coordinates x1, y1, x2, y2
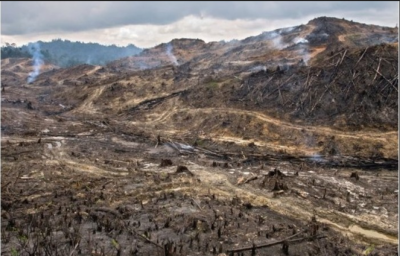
(1, 39, 142, 67)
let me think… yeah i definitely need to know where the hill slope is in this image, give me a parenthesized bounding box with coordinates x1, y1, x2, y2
(2, 17, 398, 158)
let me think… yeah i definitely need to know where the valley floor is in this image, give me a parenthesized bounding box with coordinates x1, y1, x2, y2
(1, 106, 398, 255)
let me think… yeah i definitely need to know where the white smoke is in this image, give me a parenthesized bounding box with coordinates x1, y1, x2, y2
(269, 30, 289, 50)
(301, 49, 311, 65)
(220, 39, 240, 47)
(27, 42, 44, 83)
(249, 65, 266, 72)
(280, 26, 295, 33)
(86, 56, 92, 65)
(226, 39, 239, 44)
(293, 37, 309, 44)
(138, 60, 149, 70)
(310, 153, 324, 162)
(166, 43, 179, 66)
(293, 37, 310, 65)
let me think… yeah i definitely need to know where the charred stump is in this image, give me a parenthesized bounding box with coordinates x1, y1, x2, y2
(160, 159, 173, 167)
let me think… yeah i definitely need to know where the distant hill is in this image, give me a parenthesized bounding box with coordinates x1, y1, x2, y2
(107, 17, 398, 72)
(1, 39, 142, 67)
(1, 16, 398, 159)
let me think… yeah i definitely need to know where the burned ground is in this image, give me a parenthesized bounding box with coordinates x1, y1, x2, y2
(1, 125, 398, 256)
(1, 17, 398, 256)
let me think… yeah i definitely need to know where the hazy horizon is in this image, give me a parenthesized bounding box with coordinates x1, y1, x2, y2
(1, 1, 398, 48)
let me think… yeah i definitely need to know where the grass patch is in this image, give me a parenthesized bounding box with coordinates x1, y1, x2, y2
(206, 81, 219, 90)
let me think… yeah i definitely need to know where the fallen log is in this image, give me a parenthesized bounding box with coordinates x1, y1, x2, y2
(129, 90, 188, 111)
(92, 207, 122, 218)
(354, 47, 368, 67)
(227, 235, 327, 254)
(372, 67, 398, 92)
(237, 175, 258, 185)
(226, 229, 326, 254)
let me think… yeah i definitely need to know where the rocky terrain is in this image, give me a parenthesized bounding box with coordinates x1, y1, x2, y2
(1, 17, 398, 255)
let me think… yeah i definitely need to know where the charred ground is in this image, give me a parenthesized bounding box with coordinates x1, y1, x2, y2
(1, 17, 398, 255)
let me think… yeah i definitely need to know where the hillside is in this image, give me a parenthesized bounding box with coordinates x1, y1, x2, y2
(1, 16, 398, 255)
(108, 17, 398, 71)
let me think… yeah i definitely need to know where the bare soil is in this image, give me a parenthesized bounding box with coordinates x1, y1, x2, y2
(1, 83, 398, 255)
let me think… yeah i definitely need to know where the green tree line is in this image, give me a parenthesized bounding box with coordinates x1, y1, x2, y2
(1, 39, 142, 67)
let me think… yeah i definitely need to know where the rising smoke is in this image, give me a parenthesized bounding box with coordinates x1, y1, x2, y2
(298, 47, 311, 65)
(86, 56, 92, 65)
(166, 43, 179, 66)
(293, 37, 309, 44)
(261, 28, 313, 66)
(249, 65, 267, 73)
(27, 42, 44, 84)
(268, 31, 281, 49)
(293, 37, 310, 65)
(280, 26, 296, 33)
(310, 153, 325, 163)
(269, 31, 289, 50)
(138, 60, 149, 70)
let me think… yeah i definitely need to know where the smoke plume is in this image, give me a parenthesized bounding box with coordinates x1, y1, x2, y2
(300, 48, 311, 65)
(270, 31, 288, 50)
(166, 43, 179, 66)
(249, 65, 266, 72)
(293, 37, 310, 65)
(293, 37, 309, 44)
(27, 42, 44, 83)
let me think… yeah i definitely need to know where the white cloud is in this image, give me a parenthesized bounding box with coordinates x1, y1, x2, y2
(2, 15, 313, 48)
(1, 2, 398, 48)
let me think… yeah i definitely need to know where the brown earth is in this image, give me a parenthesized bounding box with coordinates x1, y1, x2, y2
(1, 16, 398, 255)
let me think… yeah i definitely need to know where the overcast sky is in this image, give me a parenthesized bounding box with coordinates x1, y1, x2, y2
(1, 1, 399, 48)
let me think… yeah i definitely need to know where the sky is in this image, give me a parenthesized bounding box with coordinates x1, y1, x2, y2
(1, 1, 399, 49)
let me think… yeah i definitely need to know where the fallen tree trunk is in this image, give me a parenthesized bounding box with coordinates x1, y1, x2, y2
(226, 229, 326, 254)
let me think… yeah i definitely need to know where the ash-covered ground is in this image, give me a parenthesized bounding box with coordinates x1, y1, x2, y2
(1, 16, 398, 256)
(1, 84, 398, 255)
